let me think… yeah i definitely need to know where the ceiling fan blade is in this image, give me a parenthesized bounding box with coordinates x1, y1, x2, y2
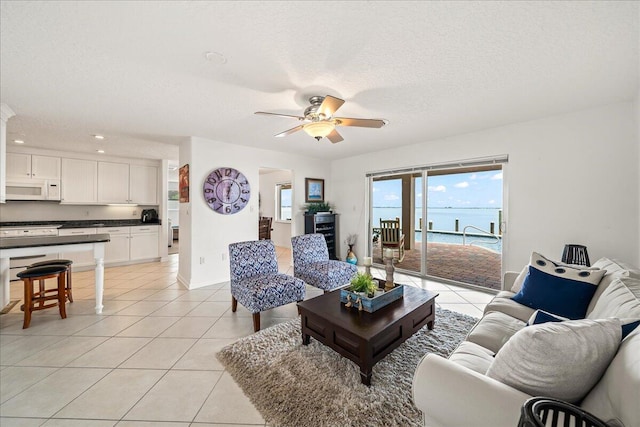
(275, 124, 304, 137)
(334, 117, 386, 128)
(255, 111, 305, 120)
(317, 95, 345, 118)
(326, 129, 344, 144)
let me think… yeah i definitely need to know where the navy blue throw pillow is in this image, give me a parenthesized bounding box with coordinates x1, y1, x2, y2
(512, 266, 599, 319)
(527, 309, 567, 326)
(621, 319, 640, 340)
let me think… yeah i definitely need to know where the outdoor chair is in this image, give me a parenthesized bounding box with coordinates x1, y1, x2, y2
(291, 233, 358, 292)
(380, 218, 405, 262)
(229, 239, 305, 332)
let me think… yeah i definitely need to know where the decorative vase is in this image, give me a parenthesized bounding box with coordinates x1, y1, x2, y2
(346, 245, 357, 265)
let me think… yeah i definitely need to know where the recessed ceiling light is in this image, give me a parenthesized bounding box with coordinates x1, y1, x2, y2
(204, 51, 227, 65)
(13, 139, 25, 144)
(93, 134, 105, 140)
(96, 149, 105, 154)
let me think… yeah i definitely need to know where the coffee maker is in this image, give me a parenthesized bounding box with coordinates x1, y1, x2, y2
(141, 209, 159, 223)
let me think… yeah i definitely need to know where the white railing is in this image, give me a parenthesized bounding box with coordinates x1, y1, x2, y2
(462, 225, 500, 247)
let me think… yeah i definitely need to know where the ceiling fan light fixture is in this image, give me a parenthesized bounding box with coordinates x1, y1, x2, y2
(303, 121, 335, 141)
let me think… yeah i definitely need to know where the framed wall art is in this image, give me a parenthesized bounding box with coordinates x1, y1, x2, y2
(179, 164, 190, 203)
(305, 178, 324, 203)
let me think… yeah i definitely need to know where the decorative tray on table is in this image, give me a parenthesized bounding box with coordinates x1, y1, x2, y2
(340, 279, 404, 313)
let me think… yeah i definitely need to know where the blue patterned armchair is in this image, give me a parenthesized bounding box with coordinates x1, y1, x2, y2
(291, 233, 358, 292)
(229, 240, 306, 332)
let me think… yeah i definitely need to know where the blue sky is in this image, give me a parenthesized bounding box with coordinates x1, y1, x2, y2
(373, 170, 502, 208)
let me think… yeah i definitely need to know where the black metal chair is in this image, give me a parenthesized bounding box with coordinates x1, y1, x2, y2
(518, 397, 607, 427)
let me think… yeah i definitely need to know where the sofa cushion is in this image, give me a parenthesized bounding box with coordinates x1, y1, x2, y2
(510, 265, 529, 293)
(581, 330, 640, 427)
(587, 276, 640, 320)
(484, 291, 536, 322)
(448, 341, 495, 375)
(587, 258, 640, 316)
(511, 252, 606, 319)
(466, 311, 526, 354)
(486, 318, 621, 403)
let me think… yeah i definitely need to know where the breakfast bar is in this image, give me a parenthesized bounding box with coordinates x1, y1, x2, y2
(0, 233, 110, 314)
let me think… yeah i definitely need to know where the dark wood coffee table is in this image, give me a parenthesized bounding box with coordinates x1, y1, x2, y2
(297, 285, 438, 386)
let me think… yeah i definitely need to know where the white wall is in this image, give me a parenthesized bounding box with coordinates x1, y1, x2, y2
(636, 88, 640, 266)
(332, 102, 640, 274)
(259, 169, 292, 248)
(177, 137, 330, 289)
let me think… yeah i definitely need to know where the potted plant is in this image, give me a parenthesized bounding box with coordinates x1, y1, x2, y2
(349, 272, 378, 298)
(303, 201, 333, 214)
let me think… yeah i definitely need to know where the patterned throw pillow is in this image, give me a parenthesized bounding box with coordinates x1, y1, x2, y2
(511, 252, 606, 319)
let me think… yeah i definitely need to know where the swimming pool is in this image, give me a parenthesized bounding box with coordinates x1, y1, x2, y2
(416, 230, 502, 253)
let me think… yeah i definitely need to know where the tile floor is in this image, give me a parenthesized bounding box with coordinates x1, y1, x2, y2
(0, 247, 491, 426)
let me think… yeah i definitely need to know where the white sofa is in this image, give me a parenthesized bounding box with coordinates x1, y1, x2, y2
(412, 257, 640, 427)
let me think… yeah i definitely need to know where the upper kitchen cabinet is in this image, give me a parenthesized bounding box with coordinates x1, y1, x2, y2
(6, 153, 60, 180)
(97, 162, 157, 204)
(129, 164, 158, 205)
(97, 161, 130, 203)
(61, 158, 98, 204)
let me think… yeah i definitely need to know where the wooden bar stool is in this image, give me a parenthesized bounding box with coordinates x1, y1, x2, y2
(17, 265, 68, 329)
(28, 259, 74, 303)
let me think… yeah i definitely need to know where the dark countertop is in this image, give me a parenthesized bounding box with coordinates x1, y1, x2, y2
(0, 233, 111, 250)
(0, 219, 161, 229)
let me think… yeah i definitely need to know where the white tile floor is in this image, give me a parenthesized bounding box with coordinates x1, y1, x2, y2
(0, 247, 491, 426)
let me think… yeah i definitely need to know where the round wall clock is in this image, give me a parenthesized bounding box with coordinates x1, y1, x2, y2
(203, 167, 251, 215)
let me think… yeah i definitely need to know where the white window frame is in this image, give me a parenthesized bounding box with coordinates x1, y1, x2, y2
(275, 182, 292, 223)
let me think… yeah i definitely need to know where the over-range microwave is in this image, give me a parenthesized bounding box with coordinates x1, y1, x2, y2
(5, 179, 61, 201)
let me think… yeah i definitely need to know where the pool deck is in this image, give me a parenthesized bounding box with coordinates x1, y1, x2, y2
(372, 241, 502, 291)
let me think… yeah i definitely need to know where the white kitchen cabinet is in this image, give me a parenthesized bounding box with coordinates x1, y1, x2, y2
(59, 228, 98, 267)
(6, 153, 60, 180)
(61, 158, 98, 204)
(130, 226, 159, 260)
(96, 162, 157, 204)
(129, 165, 158, 204)
(97, 162, 130, 203)
(104, 227, 130, 263)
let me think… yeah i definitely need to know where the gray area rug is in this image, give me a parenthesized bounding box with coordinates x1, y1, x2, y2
(217, 307, 478, 427)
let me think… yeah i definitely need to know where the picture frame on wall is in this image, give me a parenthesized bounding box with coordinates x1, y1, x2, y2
(305, 178, 324, 203)
(179, 164, 190, 203)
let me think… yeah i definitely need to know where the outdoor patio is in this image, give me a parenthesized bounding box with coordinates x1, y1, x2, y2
(371, 241, 502, 291)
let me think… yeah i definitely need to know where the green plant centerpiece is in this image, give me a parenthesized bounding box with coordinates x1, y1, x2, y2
(303, 201, 333, 214)
(349, 272, 378, 298)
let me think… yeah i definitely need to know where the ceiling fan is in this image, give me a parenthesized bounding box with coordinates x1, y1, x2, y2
(255, 95, 387, 143)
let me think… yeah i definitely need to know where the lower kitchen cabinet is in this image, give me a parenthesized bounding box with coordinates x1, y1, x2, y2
(104, 227, 130, 264)
(130, 226, 159, 261)
(59, 228, 98, 267)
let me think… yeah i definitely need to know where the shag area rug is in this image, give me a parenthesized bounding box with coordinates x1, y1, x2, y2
(217, 307, 478, 427)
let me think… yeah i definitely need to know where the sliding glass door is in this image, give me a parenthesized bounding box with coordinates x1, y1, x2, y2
(368, 159, 505, 291)
(423, 167, 503, 290)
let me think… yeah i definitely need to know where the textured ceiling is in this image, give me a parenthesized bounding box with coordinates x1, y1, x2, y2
(1, 1, 638, 162)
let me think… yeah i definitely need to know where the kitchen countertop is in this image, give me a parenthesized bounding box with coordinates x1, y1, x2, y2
(0, 219, 161, 229)
(0, 233, 111, 249)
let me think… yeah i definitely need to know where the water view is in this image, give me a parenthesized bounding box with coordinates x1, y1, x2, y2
(372, 207, 501, 234)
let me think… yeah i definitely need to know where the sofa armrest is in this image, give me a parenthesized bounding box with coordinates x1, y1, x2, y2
(503, 271, 520, 291)
(412, 354, 531, 427)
